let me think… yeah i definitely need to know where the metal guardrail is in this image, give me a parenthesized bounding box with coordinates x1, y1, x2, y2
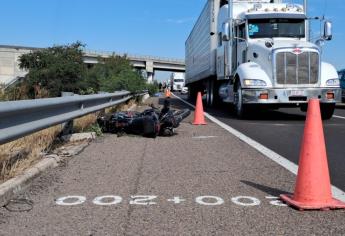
(0, 91, 144, 145)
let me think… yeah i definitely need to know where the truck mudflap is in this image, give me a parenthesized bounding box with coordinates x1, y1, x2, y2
(241, 88, 341, 104)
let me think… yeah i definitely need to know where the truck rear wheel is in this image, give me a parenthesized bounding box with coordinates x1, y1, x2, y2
(320, 103, 335, 120)
(205, 79, 221, 107)
(206, 79, 214, 107)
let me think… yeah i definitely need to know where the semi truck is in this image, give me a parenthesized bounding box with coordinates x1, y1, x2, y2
(185, 0, 341, 119)
(170, 72, 185, 92)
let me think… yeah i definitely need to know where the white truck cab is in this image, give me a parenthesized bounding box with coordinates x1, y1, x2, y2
(170, 72, 185, 92)
(185, 0, 340, 119)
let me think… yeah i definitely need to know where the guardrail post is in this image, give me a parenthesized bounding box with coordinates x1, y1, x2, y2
(61, 92, 74, 136)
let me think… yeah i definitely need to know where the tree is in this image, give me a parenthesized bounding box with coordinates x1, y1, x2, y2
(19, 42, 86, 98)
(85, 55, 147, 93)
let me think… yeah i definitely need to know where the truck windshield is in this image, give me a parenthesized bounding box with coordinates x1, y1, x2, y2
(248, 18, 305, 38)
(174, 79, 184, 82)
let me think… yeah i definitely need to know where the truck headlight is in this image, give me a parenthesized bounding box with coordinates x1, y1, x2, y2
(243, 79, 267, 87)
(326, 79, 340, 86)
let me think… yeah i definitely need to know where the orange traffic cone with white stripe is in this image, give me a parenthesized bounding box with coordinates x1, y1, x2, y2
(280, 99, 345, 210)
(192, 92, 206, 125)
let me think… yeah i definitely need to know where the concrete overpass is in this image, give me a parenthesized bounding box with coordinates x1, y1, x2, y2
(83, 50, 185, 83)
(0, 45, 185, 86)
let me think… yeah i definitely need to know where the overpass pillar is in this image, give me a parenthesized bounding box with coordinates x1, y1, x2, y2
(147, 72, 154, 84)
(145, 60, 154, 84)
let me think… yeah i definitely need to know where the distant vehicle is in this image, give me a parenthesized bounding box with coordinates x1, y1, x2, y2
(338, 69, 345, 102)
(185, 0, 341, 119)
(170, 72, 185, 92)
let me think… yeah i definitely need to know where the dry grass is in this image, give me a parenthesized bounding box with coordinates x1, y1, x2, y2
(0, 112, 101, 183)
(73, 98, 136, 133)
(74, 113, 99, 133)
(106, 99, 136, 113)
(0, 125, 61, 183)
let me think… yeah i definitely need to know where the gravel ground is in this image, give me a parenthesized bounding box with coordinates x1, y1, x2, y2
(0, 96, 344, 236)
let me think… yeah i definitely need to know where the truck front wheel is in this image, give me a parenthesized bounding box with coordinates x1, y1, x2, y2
(320, 103, 335, 120)
(234, 82, 248, 118)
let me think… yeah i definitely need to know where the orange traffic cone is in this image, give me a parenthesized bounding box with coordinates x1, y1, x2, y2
(280, 99, 345, 210)
(165, 89, 171, 98)
(192, 92, 206, 125)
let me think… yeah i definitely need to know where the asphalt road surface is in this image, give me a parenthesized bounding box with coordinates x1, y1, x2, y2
(0, 96, 345, 235)
(178, 93, 345, 192)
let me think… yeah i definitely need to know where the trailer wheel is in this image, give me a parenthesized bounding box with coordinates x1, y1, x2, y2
(206, 79, 214, 107)
(205, 79, 221, 107)
(234, 82, 248, 118)
(320, 103, 335, 120)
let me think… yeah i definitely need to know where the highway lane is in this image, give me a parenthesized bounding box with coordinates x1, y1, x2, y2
(178, 94, 345, 192)
(2, 96, 345, 235)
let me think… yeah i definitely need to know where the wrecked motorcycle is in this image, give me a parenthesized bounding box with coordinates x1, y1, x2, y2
(97, 101, 190, 138)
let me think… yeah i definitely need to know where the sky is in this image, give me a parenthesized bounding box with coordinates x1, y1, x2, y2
(1, 0, 344, 81)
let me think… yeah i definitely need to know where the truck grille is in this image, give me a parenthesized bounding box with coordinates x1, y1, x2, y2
(275, 51, 319, 85)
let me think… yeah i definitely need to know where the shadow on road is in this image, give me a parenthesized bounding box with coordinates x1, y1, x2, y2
(241, 180, 290, 196)
(168, 93, 307, 121)
(206, 107, 306, 121)
(335, 104, 345, 110)
(157, 96, 190, 111)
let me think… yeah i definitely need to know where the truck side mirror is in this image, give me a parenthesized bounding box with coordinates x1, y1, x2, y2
(323, 20, 332, 41)
(222, 22, 230, 41)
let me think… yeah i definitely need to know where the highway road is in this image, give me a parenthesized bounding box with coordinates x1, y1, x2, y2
(1, 95, 345, 235)
(180, 94, 345, 192)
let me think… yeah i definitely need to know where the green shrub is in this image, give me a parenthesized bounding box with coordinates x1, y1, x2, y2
(19, 42, 86, 98)
(146, 83, 159, 95)
(85, 123, 103, 136)
(85, 55, 147, 93)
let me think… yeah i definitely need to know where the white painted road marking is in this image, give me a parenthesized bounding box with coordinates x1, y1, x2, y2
(55, 196, 86, 206)
(173, 94, 345, 202)
(93, 195, 122, 206)
(265, 196, 287, 207)
(129, 195, 157, 205)
(195, 196, 224, 206)
(167, 197, 186, 204)
(333, 115, 345, 120)
(55, 195, 290, 207)
(231, 196, 261, 206)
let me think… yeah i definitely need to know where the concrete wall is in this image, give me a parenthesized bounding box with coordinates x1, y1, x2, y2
(0, 46, 31, 86)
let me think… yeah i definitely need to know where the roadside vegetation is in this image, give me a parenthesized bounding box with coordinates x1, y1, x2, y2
(1, 41, 158, 100)
(0, 126, 61, 183)
(0, 41, 157, 182)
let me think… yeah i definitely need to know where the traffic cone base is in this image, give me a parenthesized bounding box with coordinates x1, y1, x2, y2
(279, 99, 345, 210)
(192, 92, 206, 125)
(280, 194, 345, 210)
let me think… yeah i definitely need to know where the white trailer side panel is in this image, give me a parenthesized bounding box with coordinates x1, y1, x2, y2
(185, 0, 220, 85)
